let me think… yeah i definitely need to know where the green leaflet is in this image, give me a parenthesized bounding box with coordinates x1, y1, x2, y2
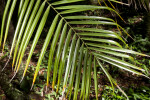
(78, 32, 125, 43)
(47, 18, 63, 87)
(73, 44, 84, 100)
(52, 24, 67, 89)
(89, 47, 134, 61)
(2, 0, 17, 51)
(67, 39, 80, 100)
(21, 5, 52, 82)
(93, 57, 98, 100)
(10, 0, 30, 56)
(14, 1, 46, 72)
(85, 54, 92, 99)
(74, 27, 126, 44)
(69, 21, 117, 25)
(12, 0, 41, 68)
(94, 52, 144, 71)
(57, 29, 72, 92)
(82, 37, 122, 48)
(0, 0, 11, 48)
(60, 7, 113, 14)
(96, 58, 114, 93)
(80, 49, 88, 99)
(95, 55, 143, 75)
(65, 16, 113, 21)
(74, 27, 117, 34)
(52, 0, 84, 5)
(86, 43, 148, 56)
(32, 14, 59, 89)
(62, 35, 77, 92)
(18, 0, 24, 15)
(56, 5, 113, 10)
(11, 0, 35, 68)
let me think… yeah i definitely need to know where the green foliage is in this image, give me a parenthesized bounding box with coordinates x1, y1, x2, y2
(102, 85, 126, 100)
(130, 34, 150, 52)
(129, 34, 150, 76)
(0, 0, 150, 99)
(127, 86, 150, 100)
(102, 85, 150, 100)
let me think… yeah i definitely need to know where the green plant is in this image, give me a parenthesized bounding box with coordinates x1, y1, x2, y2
(0, 0, 150, 99)
(102, 85, 126, 100)
(127, 86, 150, 100)
(102, 85, 150, 100)
(129, 34, 150, 76)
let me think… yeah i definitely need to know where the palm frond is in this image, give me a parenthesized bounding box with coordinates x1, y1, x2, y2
(0, 0, 149, 99)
